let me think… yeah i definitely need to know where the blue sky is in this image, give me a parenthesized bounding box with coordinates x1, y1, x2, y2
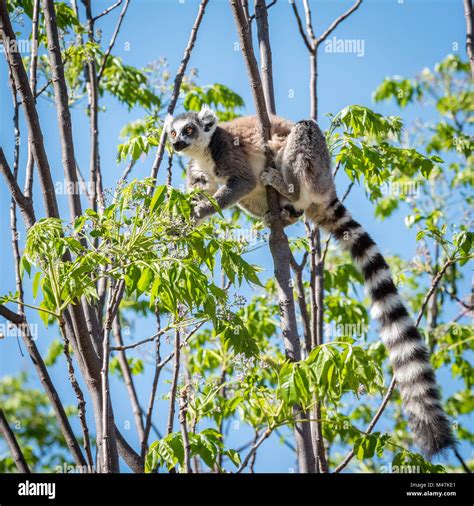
(0, 0, 471, 472)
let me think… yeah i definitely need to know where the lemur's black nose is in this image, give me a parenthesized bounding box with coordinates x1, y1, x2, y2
(173, 140, 188, 152)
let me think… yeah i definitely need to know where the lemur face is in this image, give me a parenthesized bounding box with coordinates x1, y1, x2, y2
(166, 106, 217, 155)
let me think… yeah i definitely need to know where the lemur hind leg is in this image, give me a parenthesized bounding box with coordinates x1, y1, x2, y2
(261, 167, 299, 202)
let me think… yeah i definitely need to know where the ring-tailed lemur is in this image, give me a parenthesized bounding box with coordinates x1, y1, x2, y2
(165, 106, 455, 458)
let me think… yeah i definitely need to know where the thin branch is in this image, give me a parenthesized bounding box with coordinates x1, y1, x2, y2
(236, 428, 272, 473)
(167, 328, 181, 435)
(290, 1, 313, 52)
(415, 259, 454, 328)
(464, 0, 474, 81)
(101, 280, 125, 472)
(112, 316, 145, 445)
(317, 0, 363, 46)
(93, 0, 123, 21)
(59, 319, 95, 471)
(0, 409, 31, 473)
(157, 320, 205, 369)
(110, 329, 167, 351)
(42, 0, 83, 221)
(97, 0, 131, 82)
(179, 386, 192, 473)
(255, 0, 276, 114)
(149, 0, 209, 182)
(333, 376, 396, 473)
(24, 0, 40, 199)
(454, 448, 472, 473)
(302, 0, 316, 44)
(0, 0, 59, 219)
(290, 252, 312, 355)
(249, 0, 277, 22)
(0, 149, 36, 228)
(141, 308, 163, 458)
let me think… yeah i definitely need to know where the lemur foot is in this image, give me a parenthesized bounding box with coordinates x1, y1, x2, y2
(263, 210, 278, 226)
(260, 167, 280, 187)
(263, 208, 298, 228)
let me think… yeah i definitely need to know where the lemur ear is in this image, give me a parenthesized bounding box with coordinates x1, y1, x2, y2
(198, 105, 217, 132)
(164, 113, 174, 131)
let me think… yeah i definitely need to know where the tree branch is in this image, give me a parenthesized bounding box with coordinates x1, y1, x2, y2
(0, 409, 31, 473)
(0, 149, 36, 229)
(167, 328, 181, 435)
(149, 0, 209, 182)
(464, 0, 474, 81)
(255, 0, 276, 114)
(93, 0, 123, 21)
(317, 0, 363, 45)
(0, 0, 59, 219)
(42, 0, 83, 221)
(290, 1, 313, 52)
(230, 0, 316, 473)
(24, 0, 40, 200)
(97, 0, 131, 82)
(112, 316, 146, 444)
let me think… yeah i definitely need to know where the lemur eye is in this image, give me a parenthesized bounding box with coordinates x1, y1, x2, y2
(170, 130, 177, 139)
(186, 126, 193, 135)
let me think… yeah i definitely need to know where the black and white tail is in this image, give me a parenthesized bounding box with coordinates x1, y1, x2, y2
(307, 197, 455, 458)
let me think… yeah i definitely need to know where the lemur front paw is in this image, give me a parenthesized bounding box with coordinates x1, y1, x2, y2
(190, 202, 209, 224)
(260, 168, 280, 187)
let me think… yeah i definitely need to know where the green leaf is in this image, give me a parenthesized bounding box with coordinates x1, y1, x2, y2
(32, 271, 41, 300)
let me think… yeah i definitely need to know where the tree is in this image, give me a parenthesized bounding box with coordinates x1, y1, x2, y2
(0, 0, 472, 475)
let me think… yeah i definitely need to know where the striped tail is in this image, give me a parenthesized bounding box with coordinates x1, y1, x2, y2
(307, 197, 455, 458)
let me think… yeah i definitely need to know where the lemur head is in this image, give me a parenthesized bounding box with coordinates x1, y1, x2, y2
(165, 105, 218, 155)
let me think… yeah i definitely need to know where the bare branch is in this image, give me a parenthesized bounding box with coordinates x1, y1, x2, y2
(141, 333, 162, 458)
(317, 0, 363, 45)
(255, 0, 276, 114)
(290, 1, 313, 52)
(0, 0, 59, 219)
(249, 0, 277, 22)
(0, 409, 31, 473)
(0, 148, 36, 228)
(464, 0, 474, 81)
(150, 0, 209, 182)
(93, 0, 123, 21)
(101, 280, 125, 472)
(454, 448, 472, 473)
(97, 0, 131, 82)
(59, 319, 95, 471)
(302, 0, 317, 44)
(179, 386, 192, 473)
(167, 328, 181, 435)
(237, 428, 272, 473)
(112, 316, 145, 447)
(42, 0, 83, 221)
(24, 0, 40, 199)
